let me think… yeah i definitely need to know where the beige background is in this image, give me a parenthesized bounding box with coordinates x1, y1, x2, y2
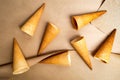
(0, 0, 120, 80)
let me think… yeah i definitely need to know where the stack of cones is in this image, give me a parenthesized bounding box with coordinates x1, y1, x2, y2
(71, 10, 106, 30)
(71, 36, 92, 70)
(21, 3, 45, 36)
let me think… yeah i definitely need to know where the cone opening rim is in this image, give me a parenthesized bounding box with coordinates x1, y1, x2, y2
(72, 17, 78, 30)
(21, 28, 33, 36)
(71, 36, 84, 44)
(94, 56, 108, 63)
(48, 23, 60, 31)
(67, 52, 71, 66)
(13, 66, 30, 75)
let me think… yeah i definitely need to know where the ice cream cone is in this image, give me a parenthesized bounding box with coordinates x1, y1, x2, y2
(38, 23, 60, 55)
(71, 36, 92, 70)
(71, 10, 106, 30)
(94, 29, 116, 63)
(27, 50, 66, 67)
(21, 3, 45, 36)
(40, 51, 71, 66)
(13, 38, 30, 75)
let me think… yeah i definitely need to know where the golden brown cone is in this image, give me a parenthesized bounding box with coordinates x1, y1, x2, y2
(21, 3, 45, 36)
(13, 38, 30, 75)
(71, 10, 107, 30)
(40, 51, 71, 66)
(38, 23, 60, 55)
(94, 29, 116, 63)
(27, 50, 67, 67)
(71, 37, 92, 70)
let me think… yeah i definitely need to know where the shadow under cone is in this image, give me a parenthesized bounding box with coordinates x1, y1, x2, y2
(13, 38, 30, 75)
(71, 10, 106, 30)
(38, 23, 60, 55)
(71, 36, 92, 70)
(94, 29, 116, 63)
(21, 3, 45, 36)
(40, 51, 71, 66)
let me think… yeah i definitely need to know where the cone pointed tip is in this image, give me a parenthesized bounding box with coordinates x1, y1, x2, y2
(100, 10, 107, 12)
(98, 10, 107, 14)
(42, 3, 46, 8)
(13, 38, 16, 41)
(111, 28, 117, 35)
(113, 28, 117, 32)
(88, 62, 92, 70)
(89, 66, 92, 70)
(13, 37, 16, 40)
(13, 38, 17, 44)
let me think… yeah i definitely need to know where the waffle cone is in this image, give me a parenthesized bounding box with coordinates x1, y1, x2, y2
(71, 10, 106, 30)
(38, 23, 60, 54)
(40, 51, 71, 66)
(13, 38, 29, 75)
(21, 3, 45, 36)
(71, 37, 92, 70)
(94, 29, 116, 63)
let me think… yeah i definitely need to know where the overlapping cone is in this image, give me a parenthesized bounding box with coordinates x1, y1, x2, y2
(94, 29, 116, 63)
(71, 10, 106, 30)
(71, 36, 92, 70)
(27, 50, 67, 67)
(0, 50, 70, 76)
(21, 3, 45, 36)
(40, 51, 71, 66)
(38, 23, 60, 54)
(13, 38, 30, 75)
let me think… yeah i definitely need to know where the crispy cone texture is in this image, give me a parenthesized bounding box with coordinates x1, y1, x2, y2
(21, 3, 45, 36)
(40, 51, 71, 66)
(71, 37, 92, 70)
(38, 23, 60, 55)
(71, 10, 107, 30)
(94, 29, 116, 63)
(13, 38, 30, 75)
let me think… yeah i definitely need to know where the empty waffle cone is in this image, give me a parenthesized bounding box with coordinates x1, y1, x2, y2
(40, 51, 71, 66)
(38, 23, 60, 55)
(71, 10, 106, 30)
(21, 3, 45, 36)
(13, 38, 30, 75)
(94, 29, 116, 63)
(71, 36, 92, 70)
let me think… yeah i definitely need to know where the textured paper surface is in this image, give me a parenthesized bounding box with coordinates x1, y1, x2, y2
(92, 0, 120, 53)
(0, 0, 120, 80)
